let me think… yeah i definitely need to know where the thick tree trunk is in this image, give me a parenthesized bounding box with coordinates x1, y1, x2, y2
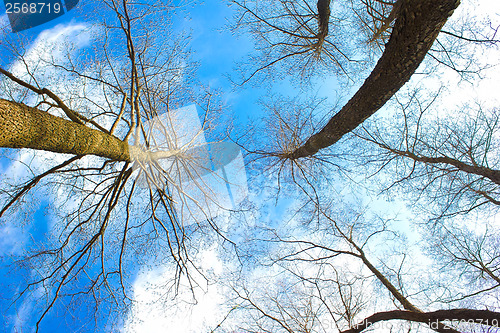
(0, 99, 131, 161)
(287, 0, 460, 159)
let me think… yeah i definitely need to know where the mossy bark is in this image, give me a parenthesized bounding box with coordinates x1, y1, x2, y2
(288, 0, 461, 159)
(0, 99, 132, 161)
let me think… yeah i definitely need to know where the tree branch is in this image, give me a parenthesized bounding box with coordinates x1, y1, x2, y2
(342, 309, 500, 333)
(0, 99, 131, 161)
(287, 0, 461, 158)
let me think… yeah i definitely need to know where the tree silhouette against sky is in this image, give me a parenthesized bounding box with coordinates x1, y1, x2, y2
(1, 0, 500, 332)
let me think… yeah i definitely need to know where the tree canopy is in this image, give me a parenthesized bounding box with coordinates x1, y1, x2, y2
(1, 0, 499, 332)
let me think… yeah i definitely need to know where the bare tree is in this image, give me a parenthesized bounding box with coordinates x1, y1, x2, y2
(353, 88, 500, 221)
(284, 0, 460, 158)
(0, 1, 236, 330)
(223, 202, 500, 333)
(2, 0, 499, 331)
(231, 0, 465, 158)
(229, 0, 360, 85)
(218, 1, 500, 332)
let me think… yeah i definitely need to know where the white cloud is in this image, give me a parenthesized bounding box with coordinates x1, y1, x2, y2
(123, 247, 228, 333)
(0, 14, 8, 31)
(0, 224, 27, 255)
(9, 23, 93, 77)
(0, 22, 102, 330)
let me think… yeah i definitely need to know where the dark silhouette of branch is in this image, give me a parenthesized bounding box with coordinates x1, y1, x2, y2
(287, 0, 460, 159)
(342, 309, 500, 333)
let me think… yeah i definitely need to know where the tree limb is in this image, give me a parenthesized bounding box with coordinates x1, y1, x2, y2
(342, 309, 500, 333)
(287, 0, 461, 159)
(0, 99, 131, 161)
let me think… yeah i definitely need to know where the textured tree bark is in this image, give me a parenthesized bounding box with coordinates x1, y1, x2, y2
(287, 0, 461, 159)
(0, 99, 132, 161)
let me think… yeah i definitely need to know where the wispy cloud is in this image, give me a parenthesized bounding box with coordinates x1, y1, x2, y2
(123, 247, 228, 333)
(9, 22, 93, 77)
(0, 21, 101, 331)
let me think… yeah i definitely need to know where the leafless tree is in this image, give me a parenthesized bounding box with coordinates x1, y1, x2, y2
(1, 0, 499, 331)
(228, 0, 361, 85)
(353, 87, 500, 222)
(220, 200, 500, 333)
(231, 0, 466, 158)
(283, 0, 461, 158)
(218, 1, 500, 332)
(0, 0, 235, 330)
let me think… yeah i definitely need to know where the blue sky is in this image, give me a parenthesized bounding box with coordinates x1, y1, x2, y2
(1, 0, 500, 332)
(0, 1, 280, 331)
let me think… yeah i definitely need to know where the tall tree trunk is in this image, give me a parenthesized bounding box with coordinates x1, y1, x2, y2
(0, 99, 132, 161)
(317, 0, 330, 39)
(287, 0, 460, 159)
